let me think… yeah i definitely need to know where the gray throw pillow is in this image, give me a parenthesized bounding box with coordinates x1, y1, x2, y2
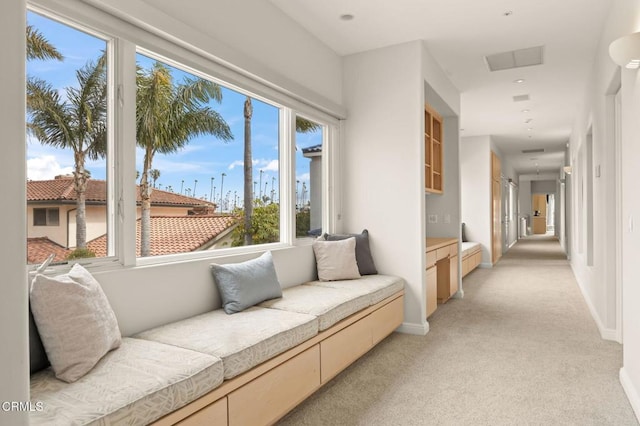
(324, 229, 378, 275)
(30, 263, 122, 383)
(210, 251, 283, 314)
(29, 305, 50, 374)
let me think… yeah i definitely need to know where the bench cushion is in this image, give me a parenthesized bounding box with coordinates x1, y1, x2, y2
(461, 242, 481, 258)
(307, 274, 405, 305)
(30, 338, 223, 426)
(259, 284, 370, 331)
(135, 307, 318, 380)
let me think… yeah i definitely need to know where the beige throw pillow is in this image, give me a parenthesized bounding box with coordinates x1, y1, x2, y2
(30, 263, 121, 383)
(312, 237, 361, 281)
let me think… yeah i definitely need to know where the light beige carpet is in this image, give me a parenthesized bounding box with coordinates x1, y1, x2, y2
(278, 236, 639, 425)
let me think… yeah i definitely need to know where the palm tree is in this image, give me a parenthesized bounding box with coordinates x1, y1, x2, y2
(241, 104, 321, 245)
(27, 54, 107, 249)
(136, 61, 233, 257)
(243, 97, 254, 245)
(26, 24, 63, 61)
(150, 168, 160, 188)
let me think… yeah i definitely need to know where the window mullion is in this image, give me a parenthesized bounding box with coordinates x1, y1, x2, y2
(114, 39, 138, 266)
(280, 108, 296, 245)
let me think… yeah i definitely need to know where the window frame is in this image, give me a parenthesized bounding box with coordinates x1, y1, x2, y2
(33, 207, 59, 226)
(28, 0, 341, 271)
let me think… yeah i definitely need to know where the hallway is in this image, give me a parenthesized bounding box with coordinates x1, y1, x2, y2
(279, 237, 638, 425)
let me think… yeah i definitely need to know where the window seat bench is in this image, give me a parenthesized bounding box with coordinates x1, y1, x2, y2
(461, 242, 482, 277)
(30, 275, 405, 426)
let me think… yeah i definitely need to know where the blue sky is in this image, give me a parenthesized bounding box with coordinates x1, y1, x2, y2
(27, 11, 321, 209)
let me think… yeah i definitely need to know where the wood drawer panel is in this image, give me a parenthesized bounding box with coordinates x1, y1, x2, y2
(462, 258, 470, 277)
(436, 247, 449, 260)
(321, 315, 372, 383)
(449, 243, 458, 257)
(426, 266, 437, 317)
(228, 345, 320, 426)
(371, 296, 403, 344)
(449, 255, 459, 296)
(474, 252, 482, 267)
(177, 397, 227, 426)
(426, 250, 437, 267)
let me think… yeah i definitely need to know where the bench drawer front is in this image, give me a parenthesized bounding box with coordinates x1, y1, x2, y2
(321, 316, 372, 383)
(229, 345, 320, 426)
(449, 243, 458, 257)
(371, 296, 403, 344)
(436, 247, 449, 260)
(177, 397, 227, 426)
(473, 252, 482, 268)
(426, 250, 437, 267)
(462, 257, 470, 277)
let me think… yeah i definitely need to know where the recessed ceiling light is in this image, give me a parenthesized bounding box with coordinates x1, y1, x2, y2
(522, 109, 530, 113)
(503, 10, 513, 17)
(340, 14, 354, 21)
(514, 79, 525, 83)
(527, 127, 533, 131)
(524, 118, 533, 123)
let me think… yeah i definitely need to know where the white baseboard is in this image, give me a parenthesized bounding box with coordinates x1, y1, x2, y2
(453, 289, 464, 299)
(571, 264, 619, 342)
(479, 262, 492, 269)
(620, 367, 640, 422)
(397, 321, 429, 336)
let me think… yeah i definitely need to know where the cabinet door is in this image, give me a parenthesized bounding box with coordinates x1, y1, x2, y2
(426, 266, 437, 318)
(449, 255, 459, 297)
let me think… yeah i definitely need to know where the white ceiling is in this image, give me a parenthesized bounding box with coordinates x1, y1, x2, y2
(270, 0, 612, 177)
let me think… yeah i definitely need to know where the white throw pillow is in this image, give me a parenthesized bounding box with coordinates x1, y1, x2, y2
(30, 263, 121, 382)
(312, 237, 361, 281)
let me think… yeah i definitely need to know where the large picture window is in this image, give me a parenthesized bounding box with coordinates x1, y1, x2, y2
(26, 10, 111, 265)
(25, 4, 337, 268)
(135, 52, 282, 257)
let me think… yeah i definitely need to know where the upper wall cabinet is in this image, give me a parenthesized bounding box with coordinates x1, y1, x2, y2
(424, 104, 443, 194)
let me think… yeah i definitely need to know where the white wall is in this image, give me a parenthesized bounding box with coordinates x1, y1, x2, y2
(341, 40, 459, 334)
(342, 41, 426, 334)
(0, 0, 29, 424)
(1, 1, 343, 420)
(569, 0, 640, 418)
(460, 136, 492, 265)
(86, 0, 344, 114)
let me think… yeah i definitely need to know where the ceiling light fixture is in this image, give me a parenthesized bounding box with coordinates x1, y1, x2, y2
(609, 32, 640, 69)
(522, 109, 530, 113)
(524, 118, 533, 123)
(528, 127, 533, 131)
(503, 10, 513, 17)
(340, 14, 354, 21)
(514, 79, 525, 83)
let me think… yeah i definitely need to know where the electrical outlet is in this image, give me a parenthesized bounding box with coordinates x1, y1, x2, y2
(428, 214, 438, 223)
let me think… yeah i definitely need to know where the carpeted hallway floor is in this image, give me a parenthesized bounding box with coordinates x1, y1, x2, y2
(278, 236, 639, 425)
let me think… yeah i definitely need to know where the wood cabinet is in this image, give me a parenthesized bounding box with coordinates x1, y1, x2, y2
(491, 151, 502, 264)
(426, 238, 459, 315)
(425, 104, 443, 194)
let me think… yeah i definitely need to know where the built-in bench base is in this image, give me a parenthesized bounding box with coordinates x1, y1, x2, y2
(152, 291, 404, 426)
(461, 242, 482, 277)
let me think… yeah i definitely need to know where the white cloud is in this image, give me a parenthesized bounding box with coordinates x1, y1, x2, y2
(228, 160, 244, 170)
(296, 173, 310, 182)
(262, 159, 279, 172)
(27, 156, 73, 180)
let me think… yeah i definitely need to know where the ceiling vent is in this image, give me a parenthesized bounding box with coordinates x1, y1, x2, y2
(522, 148, 545, 154)
(513, 94, 530, 102)
(485, 46, 544, 72)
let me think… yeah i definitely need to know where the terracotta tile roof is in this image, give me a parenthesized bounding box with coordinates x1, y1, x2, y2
(27, 237, 71, 264)
(87, 215, 238, 257)
(27, 177, 214, 207)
